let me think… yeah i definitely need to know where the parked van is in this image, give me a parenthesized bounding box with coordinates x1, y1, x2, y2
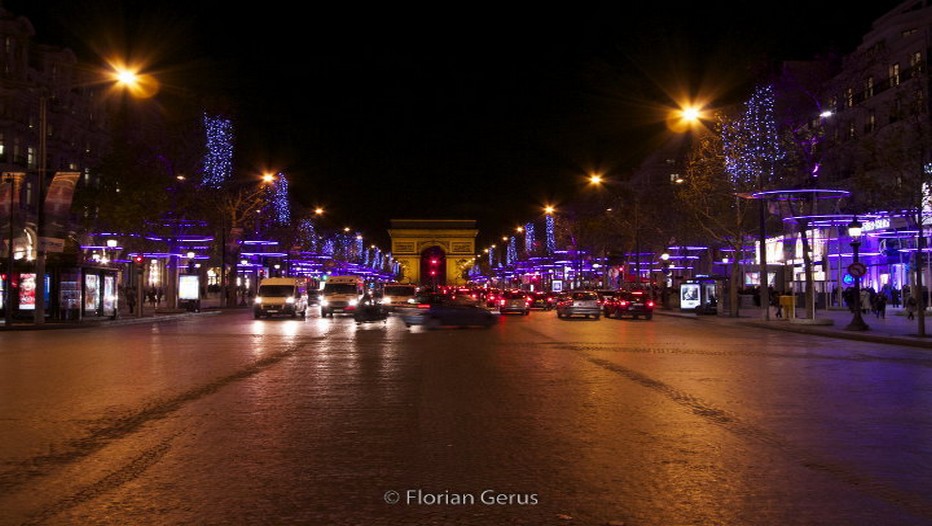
(320, 275, 365, 317)
(254, 277, 309, 319)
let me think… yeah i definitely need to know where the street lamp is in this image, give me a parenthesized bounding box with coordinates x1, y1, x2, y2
(845, 217, 869, 331)
(33, 63, 145, 324)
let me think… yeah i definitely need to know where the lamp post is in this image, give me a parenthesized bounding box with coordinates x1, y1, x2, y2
(659, 252, 671, 309)
(33, 66, 145, 324)
(845, 217, 869, 331)
(33, 94, 48, 324)
(4, 173, 15, 326)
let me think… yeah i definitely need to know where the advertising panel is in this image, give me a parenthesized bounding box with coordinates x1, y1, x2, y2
(179, 275, 200, 300)
(103, 275, 116, 317)
(18, 273, 36, 310)
(85, 274, 100, 313)
(680, 283, 701, 310)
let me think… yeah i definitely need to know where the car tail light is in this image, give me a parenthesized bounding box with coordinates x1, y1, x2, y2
(500, 299, 506, 306)
(647, 300, 655, 308)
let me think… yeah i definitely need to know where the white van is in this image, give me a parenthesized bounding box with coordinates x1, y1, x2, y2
(320, 275, 365, 317)
(254, 277, 309, 319)
(381, 283, 418, 311)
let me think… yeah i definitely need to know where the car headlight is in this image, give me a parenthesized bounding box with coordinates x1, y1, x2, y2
(254, 296, 263, 304)
(320, 299, 329, 306)
(349, 298, 358, 306)
(286, 297, 295, 304)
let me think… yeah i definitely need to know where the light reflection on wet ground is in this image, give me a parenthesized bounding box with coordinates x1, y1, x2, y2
(0, 310, 930, 525)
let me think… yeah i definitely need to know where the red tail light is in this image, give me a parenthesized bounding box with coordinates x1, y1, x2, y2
(499, 299, 506, 306)
(647, 300, 655, 308)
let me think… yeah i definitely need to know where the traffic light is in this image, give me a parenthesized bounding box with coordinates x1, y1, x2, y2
(133, 254, 145, 270)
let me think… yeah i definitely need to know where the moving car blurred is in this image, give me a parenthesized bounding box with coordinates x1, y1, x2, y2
(402, 293, 496, 329)
(603, 289, 654, 320)
(555, 290, 602, 320)
(499, 290, 530, 315)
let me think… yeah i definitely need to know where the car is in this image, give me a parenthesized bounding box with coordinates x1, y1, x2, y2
(307, 289, 321, 306)
(595, 289, 619, 313)
(381, 283, 418, 311)
(528, 291, 555, 310)
(555, 290, 602, 319)
(499, 290, 530, 315)
(603, 290, 655, 319)
(483, 289, 503, 309)
(402, 294, 496, 329)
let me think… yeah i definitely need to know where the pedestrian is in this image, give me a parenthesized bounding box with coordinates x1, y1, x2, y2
(770, 294, 782, 318)
(906, 295, 917, 320)
(147, 286, 157, 308)
(860, 288, 872, 314)
(155, 287, 163, 307)
(873, 293, 886, 319)
(126, 286, 136, 314)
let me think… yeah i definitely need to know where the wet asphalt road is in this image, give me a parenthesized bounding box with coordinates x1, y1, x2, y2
(0, 309, 930, 525)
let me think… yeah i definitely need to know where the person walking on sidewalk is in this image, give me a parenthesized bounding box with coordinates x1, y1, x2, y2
(906, 295, 917, 320)
(873, 293, 887, 319)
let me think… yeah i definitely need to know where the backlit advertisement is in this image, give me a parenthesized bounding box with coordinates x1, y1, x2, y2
(18, 273, 36, 310)
(85, 274, 100, 313)
(103, 275, 116, 317)
(179, 275, 200, 300)
(680, 283, 701, 310)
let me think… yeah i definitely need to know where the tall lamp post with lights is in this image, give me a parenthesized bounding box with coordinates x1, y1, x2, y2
(33, 65, 146, 324)
(845, 217, 869, 331)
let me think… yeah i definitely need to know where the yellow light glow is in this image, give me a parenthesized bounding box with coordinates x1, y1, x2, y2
(666, 101, 708, 133)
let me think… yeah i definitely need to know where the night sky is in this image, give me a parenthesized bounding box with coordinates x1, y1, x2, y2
(2, 0, 906, 248)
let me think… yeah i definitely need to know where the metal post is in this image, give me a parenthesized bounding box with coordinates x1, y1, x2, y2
(34, 95, 48, 324)
(846, 218, 869, 331)
(4, 174, 14, 326)
(220, 215, 227, 308)
(759, 196, 770, 320)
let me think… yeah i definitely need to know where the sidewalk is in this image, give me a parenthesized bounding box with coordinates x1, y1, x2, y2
(0, 293, 234, 331)
(658, 305, 932, 349)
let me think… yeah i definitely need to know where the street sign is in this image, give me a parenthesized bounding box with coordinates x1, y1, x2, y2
(848, 261, 867, 277)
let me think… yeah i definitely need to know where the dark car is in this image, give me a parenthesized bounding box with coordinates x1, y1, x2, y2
(595, 289, 619, 313)
(402, 294, 496, 329)
(555, 290, 602, 319)
(307, 289, 321, 306)
(604, 290, 655, 320)
(528, 291, 555, 310)
(499, 290, 530, 315)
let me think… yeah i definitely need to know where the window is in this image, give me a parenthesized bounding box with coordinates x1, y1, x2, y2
(845, 87, 854, 108)
(889, 63, 900, 87)
(848, 121, 856, 140)
(865, 111, 875, 134)
(910, 51, 923, 76)
(864, 76, 874, 98)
